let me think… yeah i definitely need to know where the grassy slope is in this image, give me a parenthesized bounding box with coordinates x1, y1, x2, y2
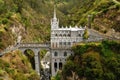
(57, 0, 120, 33)
(0, 50, 40, 80)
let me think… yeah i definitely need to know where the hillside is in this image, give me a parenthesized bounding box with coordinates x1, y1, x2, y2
(0, 0, 120, 79)
(0, 0, 120, 50)
(0, 50, 39, 80)
(0, 0, 52, 50)
(56, 0, 120, 36)
(56, 40, 120, 80)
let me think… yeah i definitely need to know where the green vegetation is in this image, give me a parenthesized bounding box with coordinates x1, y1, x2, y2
(0, 50, 40, 80)
(51, 71, 62, 80)
(61, 40, 120, 80)
(0, 0, 120, 79)
(0, 0, 120, 50)
(40, 49, 47, 59)
(83, 29, 89, 39)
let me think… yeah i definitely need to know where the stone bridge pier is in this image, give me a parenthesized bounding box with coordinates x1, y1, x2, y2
(20, 48, 41, 75)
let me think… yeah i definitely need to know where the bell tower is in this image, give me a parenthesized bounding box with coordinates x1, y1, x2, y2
(51, 7, 59, 29)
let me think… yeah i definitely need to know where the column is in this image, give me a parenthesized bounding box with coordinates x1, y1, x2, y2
(34, 49, 40, 75)
(51, 61, 55, 76)
(58, 62, 59, 71)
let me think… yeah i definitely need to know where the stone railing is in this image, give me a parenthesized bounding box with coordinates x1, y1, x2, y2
(0, 44, 20, 56)
(18, 43, 50, 48)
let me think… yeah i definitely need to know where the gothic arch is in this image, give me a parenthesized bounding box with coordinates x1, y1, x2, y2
(54, 51, 58, 56)
(54, 62, 57, 72)
(59, 34, 62, 37)
(55, 34, 58, 36)
(63, 34, 66, 37)
(64, 51, 67, 56)
(59, 62, 63, 70)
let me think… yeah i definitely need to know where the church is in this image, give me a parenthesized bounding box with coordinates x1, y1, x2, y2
(50, 8, 86, 76)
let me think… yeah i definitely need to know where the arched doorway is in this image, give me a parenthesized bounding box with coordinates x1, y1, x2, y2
(59, 62, 62, 70)
(24, 49, 35, 69)
(54, 62, 57, 72)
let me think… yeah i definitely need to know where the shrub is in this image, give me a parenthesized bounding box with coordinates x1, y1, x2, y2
(5, 68, 15, 76)
(62, 60, 76, 77)
(28, 72, 40, 80)
(0, 69, 5, 76)
(72, 44, 89, 55)
(13, 73, 27, 80)
(54, 71, 62, 80)
(2, 18, 8, 24)
(83, 29, 89, 39)
(94, 26, 100, 31)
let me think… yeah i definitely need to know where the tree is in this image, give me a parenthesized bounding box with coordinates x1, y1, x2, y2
(83, 29, 89, 39)
(82, 52, 103, 80)
(62, 60, 76, 79)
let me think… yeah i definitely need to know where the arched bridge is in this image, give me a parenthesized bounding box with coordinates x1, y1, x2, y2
(18, 43, 50, 48)
(18, 43, 50, 75)
(0, 42, 50, 75)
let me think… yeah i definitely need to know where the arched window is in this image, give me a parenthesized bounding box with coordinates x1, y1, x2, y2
(68, 34, 70, 37)
(54, 62, 57, 72)
(68, 42, 71, 45)
(64, 52, 67, 56)
(59, 42, 62, 45)
(54, 52, 58, 56)
(78, 34, 82, 37)
(64, 42, 66, 45)
(56, 42, 57, 48)
(59, 62, 62, 70)
(63, 34, 66, 37)
(52, 43, 54, 48)
(55, 34, 58, 36)
(59, 34, 62, 37)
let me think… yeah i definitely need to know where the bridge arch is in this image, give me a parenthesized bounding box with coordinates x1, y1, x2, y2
(18, 43, 50, 76)
(19, 48, 41, 75)
(24, 49, 35, 69)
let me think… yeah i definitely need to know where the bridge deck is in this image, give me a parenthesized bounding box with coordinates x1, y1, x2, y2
(18, 43, 50, 48)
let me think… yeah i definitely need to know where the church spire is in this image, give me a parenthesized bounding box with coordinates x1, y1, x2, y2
(51, 5, 59, 29)
(54, 6, 56, 19)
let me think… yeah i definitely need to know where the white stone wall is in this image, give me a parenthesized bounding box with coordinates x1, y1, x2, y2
(51, 29, 85, 49)
(51, 49, 73, 76)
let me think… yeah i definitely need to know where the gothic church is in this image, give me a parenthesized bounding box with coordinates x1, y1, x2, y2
(51, 8, 86, 76)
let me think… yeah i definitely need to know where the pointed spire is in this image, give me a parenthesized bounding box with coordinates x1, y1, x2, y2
(54, 5, 56, 19)
(75, 25, 78, 28)
(66, 26, 68, 28)
(62, 26, 63, 28)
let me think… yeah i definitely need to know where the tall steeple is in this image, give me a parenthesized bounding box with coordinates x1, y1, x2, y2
(54, 6, 56, 19)
(51, 6, 59, 29)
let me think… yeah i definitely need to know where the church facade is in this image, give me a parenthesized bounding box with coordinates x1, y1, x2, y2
(50, 9, 86, 76)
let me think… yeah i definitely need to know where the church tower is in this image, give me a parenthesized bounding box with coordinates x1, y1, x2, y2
(51, 7, 59, 29)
